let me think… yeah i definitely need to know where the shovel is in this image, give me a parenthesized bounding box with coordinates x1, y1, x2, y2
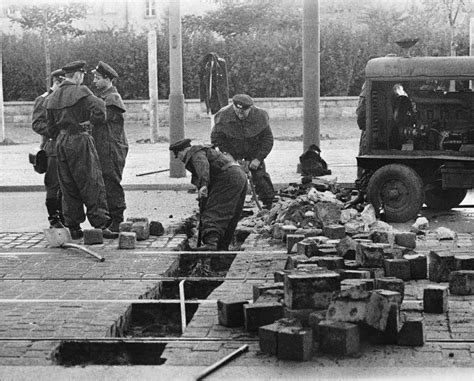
(43, 228, 105, 262)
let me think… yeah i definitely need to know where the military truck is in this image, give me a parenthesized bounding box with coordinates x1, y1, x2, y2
(358, 55, 474, 222)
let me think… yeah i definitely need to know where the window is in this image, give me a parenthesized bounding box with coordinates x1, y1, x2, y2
(145, 0, 156, 17)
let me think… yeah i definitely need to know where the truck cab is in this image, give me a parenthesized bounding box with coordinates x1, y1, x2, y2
(358, 56, 474, 222)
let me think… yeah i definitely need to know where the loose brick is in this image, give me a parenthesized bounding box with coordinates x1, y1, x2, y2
(326, 294, 369, 324)
(366, 293, 400, 345)
(404, 253, 427, 279)
(253, 283, 284, 302)
(281, 225, 298, 243)
(82, 228, 103, 245)
(308, 310, 326, 344)
(375, 277, 405, 301)
(272, 223, 284, 239)
(364, 291, 393, 331)
(455, 254, 474, 271)
(355, 243, 388, 267)
(284, 307, 314, 326)
(359, 267, 385, 279)
(344, 221, 366, 235)
(341, 278, 374, 291)
(118, 232, 136, 249)
(285, 255, 318, 270)
(369, 230, 394, 244)
(256, 289, 284, 304)
(397, 317, 425, 346)
(382, 247, 405, 259)
(339, 270, 371, 280)
(259, 322, 279, 354)
(149, 221, 164, 236)
(287, 234, 306, 254)
(384, 259, 411, 281)
(323, 224, 346, 239)
(313, 256, 345, 270)
(449, 270, 474, 295)
(119, 221, 133, 232)
(217, 300, 249, 327)
(336, 236, 357, 260)
(295, 228, 323, 237)
(277, 326, 313, 361)
(429, 250, 456, 282)
(317, 247, 339, 257)
(394, 232, 416, 249)
(344, 260, 360, 270)
(131, 221, 150, 241)
(274, 270, 291, 283)
(423, 285, 448, 313)
(244, 302, 284, 332)
(318, 320, 360, 356)
(296, 240, 319, 257)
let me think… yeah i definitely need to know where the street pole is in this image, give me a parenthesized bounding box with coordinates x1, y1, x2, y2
(148, 30, 160, 143)
(168, 0, 186, 178)
(0, 30, 5, 142)
(470, 0, 474, 89)
(302, 0, 320, 153)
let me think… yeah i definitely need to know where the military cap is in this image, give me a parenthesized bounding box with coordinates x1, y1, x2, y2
(62, 60, 86, 74)
(92, 61, 118, 79)
(50, 69, 65, 78)
(232, 94, 254, 109)
(169, 139, 192, 154)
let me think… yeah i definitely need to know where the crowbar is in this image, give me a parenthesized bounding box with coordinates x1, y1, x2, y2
(196, 344, 249, 380)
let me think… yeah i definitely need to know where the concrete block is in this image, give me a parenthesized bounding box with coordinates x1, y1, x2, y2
(283, 307, 314, 326)
(285, 255, 318, 270)
(281, 225, 298, 243)
(318, 320, 360, 356)
(272, 223, 284, 239)
(287, 234, 306, 254)
(404, 253, 427, 279)
(355, 243, 387, 267)
(295, 228, 323, 237)
(256, 289, 284, 304)
(83, 228, 103, 245)
(336, 236, 357, 260)
(364, 292, 392, 331)
(308, 310, 326, 342)
(314, 201, 342, 227)
(359, 267, 385, 279)
(284, 272, 340, 309)
(277, 326, 313, 361)
(375, 277, 405, 301)
(394, 232, 416, 249)
(119, 221, 133, 232)
(131, 221, 150, 241)
(429, 250, 456, 282)
(339, 270, 371, 280)
(423, 285, 448, 313)
(296, 240, 319, 257)
(244, 302, 284, 332)
(344, 221, 366, 235)
(258, 322, 279, 354)
(455, 254, 474, 270)
(253, 283, 284, 302)
(366, 302, 400, 344)
(382, 247, 405, 259)
(344, 260, 360, 270)
(397, 317, 425, 346)
(314, 256, 345, 270)
(341, 278, 374, 291)
(217, 300, 249, 327)
(449, 270, 474, 295)
(369, 230, 394, 244)
(326, 297, 368, 324)
(118, 232, 136, 249)
(384, 259, 411, 281)
(274, 270, 291, 283)
(317, 247, 339, 257)
(323, 224, 346, 239)
(149, 221, 164, 236)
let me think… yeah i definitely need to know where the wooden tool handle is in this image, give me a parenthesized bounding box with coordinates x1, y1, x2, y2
(62, 243, 105, 262)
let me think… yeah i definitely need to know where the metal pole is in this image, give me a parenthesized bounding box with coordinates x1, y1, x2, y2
(179, 279, 187, 334)
(302, 0, 320, 152)
(196, 344, 249, 381)
(470, 0, 474, 89)
(168, 0, 186, 178)
(148, 30, 160, 143)
(0, 30, 5, 142)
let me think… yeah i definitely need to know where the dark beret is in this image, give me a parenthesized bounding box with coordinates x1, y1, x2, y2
(169, 138, 192, 153)
(232, 94, 253, 109)
(50, 69, 65, 78)
(62, 60, 86, 74)
(93, 61, 118, 79)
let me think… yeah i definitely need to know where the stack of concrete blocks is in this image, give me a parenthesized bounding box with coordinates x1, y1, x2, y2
(449, 252, 474, 295)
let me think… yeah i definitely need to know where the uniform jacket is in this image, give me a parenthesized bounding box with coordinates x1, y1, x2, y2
(211, 104, 273, 162)
(46, 80, 106, 137)
(32, 91, 56, 156)
(183, 145, 237, 189)
(199, 53, 229, 115)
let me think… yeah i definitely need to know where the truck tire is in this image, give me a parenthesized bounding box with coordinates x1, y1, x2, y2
(367, 164, 424, 222)
(425, 186, 467, 210)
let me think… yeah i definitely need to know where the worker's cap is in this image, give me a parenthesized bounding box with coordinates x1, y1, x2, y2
(50, 69, 65, 79)
(62, 60, 87, 74)
(232, 94, 253, 110)
(92, 61, 118, 79)
(169, 138, 192, 155)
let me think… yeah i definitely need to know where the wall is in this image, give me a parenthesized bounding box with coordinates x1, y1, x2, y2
(4, 97, 358, 128)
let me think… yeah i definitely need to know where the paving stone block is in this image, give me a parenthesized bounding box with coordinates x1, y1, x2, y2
(296, 240, 319, 257)
(355, 243, 388, 267)
(244, 302, 284, 332)
(384, 259, 411, 281)
(316, 246, 339, 257)
(313, 256, 345, 270)
(344, 260, 360, 270)
(341, 278, 374, 291)
(283, 307, 314, 326)
(217, 300, 249, 327)
(284, 272, 340, 309)
(404, 253, 427, 279)
(336, 236, 357, 260)
(423, 285, 448, 313)
(339, 270, 371, 280)
(131, 221, 150, 241)
(449, 270, 474, 295)
(318, 320, 360, 356)
(287, 234, 306, 254)
(308, 310, 326, 343)
(314, 201, 342, 227)
(272, 223, 284, 239)
(149, 221, 164, 236)
(326, 296, 369, 324)
(344, 221, 366, 235)
(454, 255, 474, 270)
(118, 232, 136, 249)
(359, 267, 385, 279)
(82, 228, 103, 245)
(285, 255, 318, 270)
(397, 317, 425, 346)
(119, 221, 133, 232)
(429, 250, 456, 282)
(295, 228, 323, 238)
(253, 283, 284, 302)
(258, 322, 279, 354)
(323, 224, 346, 239)
(274, 270, 291, 283)
(277, 326, 313, 361)
(281, 225, 298, 243)
(374, 277, 405, 301)
(256, 289, 285, 304)
(366, 299, 400, 344)
(394, 232, 416, 249)
(364, 291, 393, 331)
(369, 230, 394, 245)
(382, 247, 405, 259)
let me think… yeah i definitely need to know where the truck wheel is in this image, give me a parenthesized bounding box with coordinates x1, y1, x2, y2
(425, 186, 467, 210)
(367, 164, 424, 222)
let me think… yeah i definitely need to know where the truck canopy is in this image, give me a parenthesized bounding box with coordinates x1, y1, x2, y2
(366, 56, 474, 80)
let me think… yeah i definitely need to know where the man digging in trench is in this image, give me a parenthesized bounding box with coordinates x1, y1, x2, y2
(170, 139, 247, 251)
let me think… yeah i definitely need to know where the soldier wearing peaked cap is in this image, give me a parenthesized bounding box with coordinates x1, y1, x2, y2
(92, 61, 128, 232)
(211, 94, 275, 209)
(46, 60, 118, 240)
(170, 139, 247, 251)
(32, 69, 66, 228)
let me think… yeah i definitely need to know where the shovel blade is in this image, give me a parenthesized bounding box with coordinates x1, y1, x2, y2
(43, 228, 72, 247)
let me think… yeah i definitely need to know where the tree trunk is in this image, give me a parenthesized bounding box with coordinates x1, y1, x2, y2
(43, 35, 51, 92)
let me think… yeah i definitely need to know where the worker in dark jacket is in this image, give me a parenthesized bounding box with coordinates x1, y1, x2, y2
(46, 60, 117, 240)
(92, 61, 128, 232)
(211, 94, 275, 209)
(170, 139, 247, 251)
(32, 68, 65, 228)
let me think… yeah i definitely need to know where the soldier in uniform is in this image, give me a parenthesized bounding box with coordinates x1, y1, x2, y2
(46, 60, 117, 240)
(32, 68, 65, 228)
(92, 61, 128, 232)
(211, 94, 275, 209)
(169, 139, 247, 251)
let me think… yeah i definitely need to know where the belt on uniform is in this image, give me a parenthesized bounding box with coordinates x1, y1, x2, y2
(221, 162, 240, 171)
(59, 129, 88, 135)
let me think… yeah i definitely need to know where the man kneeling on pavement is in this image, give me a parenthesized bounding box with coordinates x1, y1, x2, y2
(170, 139, 247, 251)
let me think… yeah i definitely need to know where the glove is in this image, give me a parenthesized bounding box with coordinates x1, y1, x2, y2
(198, 185, 208, 199)
(249, 158, 261, 170)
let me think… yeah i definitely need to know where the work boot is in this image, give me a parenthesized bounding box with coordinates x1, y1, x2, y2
(108, 219, 122, 233)
(195, 233, 220, 251)
(69, 226, 83, 240)
(102, 227, 119, 239)
(48, 214, 65, 229)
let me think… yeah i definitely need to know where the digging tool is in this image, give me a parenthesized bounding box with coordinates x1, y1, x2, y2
(43, 228, 105, 262)
(136, 168, 170, 177)
(196, 344, 249, 380)
(240, 161, 262, 211)
(196, 196, 208, 247)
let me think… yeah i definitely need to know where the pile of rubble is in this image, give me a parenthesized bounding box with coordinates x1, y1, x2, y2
(221, 179, 474, 360)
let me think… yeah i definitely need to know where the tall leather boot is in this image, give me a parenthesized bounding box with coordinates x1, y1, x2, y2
(195, 232, 220, 251)
(46, 198, 65, 228)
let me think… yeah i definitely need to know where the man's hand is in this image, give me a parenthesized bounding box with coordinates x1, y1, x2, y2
(249, 158, 261, 170)
(198, 185, 208, 199)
